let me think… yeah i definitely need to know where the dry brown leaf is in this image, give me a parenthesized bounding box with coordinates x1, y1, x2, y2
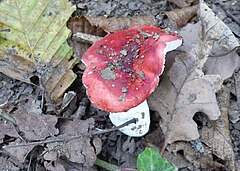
(200, 2, 240, 80)
(5, 139, 35, 163)
(0, 118, 18, 141)
(229, 68, 240, 123)
(179, 3, 240, 80)
(85, 16, 157, 33)
(68, 16, 106, 58)
(148, 1, 233, 146)
(0, 156, 20, 171)
(165, 5, 198, 27)
(148, 52, 221, 145)
(12, 96, 59, 140)
(166, 85, 235, 170)
(44, 160, 66, 171)
(168, 0, 189, 8)
(43, 118, 102, 168)
(200, 85, 235, 170)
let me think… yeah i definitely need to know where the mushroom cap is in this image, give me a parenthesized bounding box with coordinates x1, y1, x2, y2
(82, 26, 182, 112)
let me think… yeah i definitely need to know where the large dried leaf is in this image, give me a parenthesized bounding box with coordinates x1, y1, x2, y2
(200, 2, 240, 80)
(166, 85, 235, 170)
(85, 16, 157, 33)
(68, 16, 106, 59)
(165, 5, 198, 27)
(8, 95, 58, 141)
(0, 0, 76, 101)
(43, 118, 102, 168)
(0, 156, 20, 171)
(148, 1, 228, 145)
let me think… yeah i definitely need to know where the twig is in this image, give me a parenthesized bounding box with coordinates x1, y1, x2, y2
(3, 118, 137, 148)
(95, 158, 138, 171)
(73, 32, 102, 44)
(95, 158, 120, 171)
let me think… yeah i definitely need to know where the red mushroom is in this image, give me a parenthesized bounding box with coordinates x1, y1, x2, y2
(82, 26, 182, 112)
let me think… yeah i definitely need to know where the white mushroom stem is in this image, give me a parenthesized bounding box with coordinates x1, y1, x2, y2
(109, 100, 150, 137)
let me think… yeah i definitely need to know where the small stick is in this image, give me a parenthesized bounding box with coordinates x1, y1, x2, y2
(3, 118, 137, 148)
(73, 32, 102, 44)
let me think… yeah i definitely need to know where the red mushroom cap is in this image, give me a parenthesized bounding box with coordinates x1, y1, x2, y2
(82, 26, 182, 112)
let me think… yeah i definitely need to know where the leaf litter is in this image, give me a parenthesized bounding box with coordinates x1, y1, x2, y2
(148, 0, 238, 168)
(0, 0, 240, 170)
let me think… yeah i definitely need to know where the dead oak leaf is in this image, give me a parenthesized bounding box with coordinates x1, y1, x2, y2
(148, 1, 237, 146)
(165, 85, 235, 170)
(148, 52, 221, 145)
(179, 5, 240, 80)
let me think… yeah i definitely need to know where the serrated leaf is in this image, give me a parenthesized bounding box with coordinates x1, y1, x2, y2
(0, 0, 76, 101)
(137, 147, 178, 171)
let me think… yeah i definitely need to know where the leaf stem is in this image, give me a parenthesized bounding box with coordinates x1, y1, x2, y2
(95, 158, 120, 171)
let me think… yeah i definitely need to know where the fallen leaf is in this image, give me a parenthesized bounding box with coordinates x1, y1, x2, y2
(148, 53, 221, 144)
(148, 1, 228, 146)
(165, 5, 198, 27)
(5, 139, 35, 163)
(229, 67, 240, 123)
(166, 84, 235, 170)
(43, 118, 102, 168)
(0, 115, 18, 141)
(85, 16, 157, 33)
(0, 0, 76, 101)
(68, 16, 106, 59)
(200, 85, 235, 170)
(0, 156, 20, 171)
(180, 21, 239, 81)
(44, 160, 66, 171)
(12, 96, 59, 140)
(168, 0, 189, 8)
(201, 3, 240, 80)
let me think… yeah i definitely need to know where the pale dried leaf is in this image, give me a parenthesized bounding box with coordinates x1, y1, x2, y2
(168, 0, 189, 8)
(229, 68, 240, 123)
(0, 156, 20, 171)
(179, 22, 201, 52)
(44, 160, 66, 171)
(44, 118, 102, 168)
(68, 16, 106, 58)
(85, 16, 157, 33)
(148, 53, 221, 144)
(180, 21, 239, 80)
(167, 85, 235, 170)
(203, 51, 240, 80)
(5, 139, 35, 163)
(148, 1, 231, 145)
(199, 2, 240, 80)
(0, 119, 18, 141)
(13, 96, 58, 140)
(165, 5, 198, 27)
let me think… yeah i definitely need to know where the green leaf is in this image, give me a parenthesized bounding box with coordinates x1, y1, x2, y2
(0, 0, 76, 101)
(137, 147, 178, 171)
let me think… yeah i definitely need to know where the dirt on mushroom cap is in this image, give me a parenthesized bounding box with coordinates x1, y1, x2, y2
(81, 26, 182, 112)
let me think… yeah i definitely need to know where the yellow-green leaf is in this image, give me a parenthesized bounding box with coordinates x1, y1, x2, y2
(0, 0, 76, 101)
